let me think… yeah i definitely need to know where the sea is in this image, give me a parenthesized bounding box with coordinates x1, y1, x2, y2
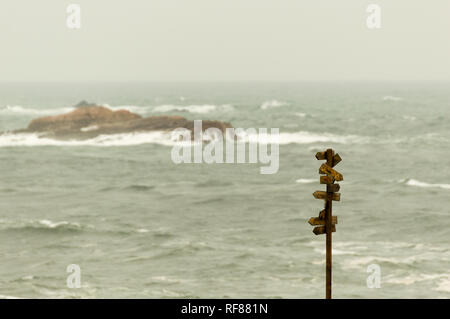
(0, 82, 448, 298)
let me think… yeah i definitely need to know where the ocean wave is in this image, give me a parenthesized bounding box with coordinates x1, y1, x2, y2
(312, 246, 358, 256)
(414, 133, 449, 143)
(0, 219, 85, 232)
(0, 102, 233, 117)
(435, 276, 450, 292)
(385, 273, 449, 286)
(38, 219, 80, 229)
(153, 104, 233, 114)
(295, 178, 316, 184)
(306, 240, 449, 272)
(124, 184, 156, 191)
(0, 130, 368, 147)
(383, 95, 403, 102)
(0, 105, 75, 115)
(260, 100, 289, 110)
(149, 276, 184, 284)
(278, 131, 367, 145)
(402, 115, 416, 121)
(101, 104, 153, 114)
(308, 146, 326, 153)
(101, 103, 234, 114)
(0, 132, 177, 147)
(34, 284, 97, 298)
(0, 294, 22, 299)
(341, 256, 417, 269)
(403, 179, 450, 190)
(247, 131, 368, 145)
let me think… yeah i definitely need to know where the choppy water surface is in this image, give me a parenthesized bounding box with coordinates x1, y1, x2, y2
(0, 82, 448, 298)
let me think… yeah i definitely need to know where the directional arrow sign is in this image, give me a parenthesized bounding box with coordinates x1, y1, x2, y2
(316, 151, 326, 160)
(332, 154, 342, 167)
(313, 225, 336, 235)
(328, 183, 340, 193)
(320, 176, 334, 184)
(319, 164, 343, 181)
(319, 209, 326, 219)
(313, 191, 341, 201)
(313, 191, 327, 200)
(332, 193, 341, 201)
(309, 216, 338, 226)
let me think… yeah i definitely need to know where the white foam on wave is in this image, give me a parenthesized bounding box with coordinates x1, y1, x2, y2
(103, 103, 234, 114)
(385, 273, 448, 286)
(0, 218, 86, 231)
(150, 276, 183, 284)
(38, 219, 80, 229)
(295, 178, 316, 184)
(383, 95, 403, 102)
(80, 125, 99, 132)
(260, 100, 289, 110)
(153, 104, 233, 114)
(0, 294, 22, 299)
(101, 104, 153, 114)
(402, 115, 416, 121)
(435, 276, 450, 292)
(404, 179, 450, 190)
(0, 105, 75, 115)
(342, 256, 411, 270)
(314, 248, 358, 256)
(0, 130, 368, 147)
(246, 131, 367, 145)
(0, 102, 232, 117)
(0, 132, 178, 147)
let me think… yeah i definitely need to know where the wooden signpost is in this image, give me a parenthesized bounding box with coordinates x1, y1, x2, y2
(309, 148, 343, 299)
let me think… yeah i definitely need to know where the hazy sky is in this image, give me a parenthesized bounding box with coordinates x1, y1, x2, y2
(1, 0, 449, 82)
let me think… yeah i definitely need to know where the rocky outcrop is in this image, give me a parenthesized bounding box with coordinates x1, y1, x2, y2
(15, 102, 232, 139)
(27, 106, 142, 133)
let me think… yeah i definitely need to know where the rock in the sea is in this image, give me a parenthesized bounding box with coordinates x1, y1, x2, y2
(27, 105, 142, 133)
(74, 100, 98, 108)
(16, 102, 232, 139)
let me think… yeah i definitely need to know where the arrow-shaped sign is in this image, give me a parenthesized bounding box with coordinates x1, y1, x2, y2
(315, 151, 326, 160)
(316, 152, 342, 168)
(309, 216, 338, 226)
(328, 184, 340, 193)
(313, 191, 341, 201)
(319, 164, 343, 181)
(332, 154, 342, 167)
(320, 176, 334, 184)
(319, 209, 326, 219)
(313, 225, 336, 235)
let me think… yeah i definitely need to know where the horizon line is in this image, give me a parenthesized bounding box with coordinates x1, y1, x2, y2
(0, 80, 449, 84)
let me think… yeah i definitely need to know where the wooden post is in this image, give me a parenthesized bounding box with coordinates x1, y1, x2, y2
(310, 148, 343, 299)
(325, 148, 333, 299)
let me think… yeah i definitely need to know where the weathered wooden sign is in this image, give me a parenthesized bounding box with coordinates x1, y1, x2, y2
(328, 183, 340, 193)
(320, 176, 334, 184)
(308, 216, 337, 226)
(319, 209, 326, 219)
(319, 163, 343, 181)
(313, 191, 340, 201)
(309, 148, 343, 299)
(316, 152, 342, 167)
(312, 225, 336, 235)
